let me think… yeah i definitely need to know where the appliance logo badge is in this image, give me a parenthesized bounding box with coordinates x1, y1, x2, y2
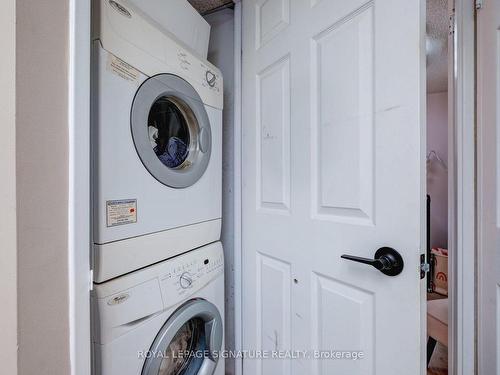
(109, 1, 132, 18)
(107, 293, 130, 306)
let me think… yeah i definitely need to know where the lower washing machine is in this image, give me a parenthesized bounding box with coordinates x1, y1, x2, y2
(92, 242, 224, 375)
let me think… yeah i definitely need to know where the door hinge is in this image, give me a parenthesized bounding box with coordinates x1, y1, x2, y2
(420, 254, 430, 280)
(89, 269, 94, 291)
(475, 0, 483, 10)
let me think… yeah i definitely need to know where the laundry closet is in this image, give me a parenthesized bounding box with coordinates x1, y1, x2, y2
(90, 1, 230, 374)
(90, 1, 437, 374)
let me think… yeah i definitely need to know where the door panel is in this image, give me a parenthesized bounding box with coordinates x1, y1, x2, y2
(311, 273, 374, 374)
(255, 0, 290, 49)
(311, 4, 374, 223)
(257, 55, 291, 212)
(257, 253, 292, 374)
(242, 0, 425, 374)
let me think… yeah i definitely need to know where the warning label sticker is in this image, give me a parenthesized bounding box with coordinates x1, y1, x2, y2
(107, 53, 140, 83)
(106, 199, 137, 227)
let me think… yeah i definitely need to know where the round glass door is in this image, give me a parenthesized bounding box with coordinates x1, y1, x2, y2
(131, 74, 212, 188)
(142, 299, 223, 375)
(157, 318, 206, 374)
(148, 96, 192, 169)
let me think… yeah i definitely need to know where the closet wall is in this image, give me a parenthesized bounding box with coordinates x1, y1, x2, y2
(427, 91, 448, 248)
(205, 8, 236, 375)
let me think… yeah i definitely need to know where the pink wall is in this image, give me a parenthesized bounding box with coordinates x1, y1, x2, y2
(426, 92, 448, 248)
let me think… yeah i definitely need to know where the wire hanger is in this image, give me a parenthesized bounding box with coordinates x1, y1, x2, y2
(426, 150, 448, 170)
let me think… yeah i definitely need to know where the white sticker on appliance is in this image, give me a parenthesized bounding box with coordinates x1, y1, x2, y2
(106, 199, 137, 227)
(107, 53, 139, 83)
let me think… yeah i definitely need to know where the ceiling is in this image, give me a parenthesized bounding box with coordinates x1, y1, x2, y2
(427, 0, 448, 93)
(187, 0, 233, 15)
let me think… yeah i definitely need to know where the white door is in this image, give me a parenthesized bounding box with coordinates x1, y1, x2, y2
(477, 1, 500, 373)
(241, 0, 425, 374)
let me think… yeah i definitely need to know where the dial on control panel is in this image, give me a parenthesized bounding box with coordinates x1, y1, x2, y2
(179, 272, 193, 289)
(205, 70, 216, 87)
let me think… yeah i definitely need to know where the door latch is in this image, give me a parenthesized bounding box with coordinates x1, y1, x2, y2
(420, 254, 430, 280)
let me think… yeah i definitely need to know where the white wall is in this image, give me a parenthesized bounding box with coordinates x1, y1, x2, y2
(16, 1, 71, 373)
(426, 91, 448, 248)
(204, 8, 236, 375)
(0, 0, 18, 373)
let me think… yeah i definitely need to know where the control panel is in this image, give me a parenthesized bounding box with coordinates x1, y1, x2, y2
(159, 244, 224, 307)
(93, 242, 223, 343)
(176, 48, 221, 94)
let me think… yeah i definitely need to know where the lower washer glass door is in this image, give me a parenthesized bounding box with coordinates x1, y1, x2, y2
(142, 299, 223, 375)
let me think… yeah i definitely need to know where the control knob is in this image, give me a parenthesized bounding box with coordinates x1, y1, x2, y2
(206, 70, 216, 87)
(179, 272, 193, 289)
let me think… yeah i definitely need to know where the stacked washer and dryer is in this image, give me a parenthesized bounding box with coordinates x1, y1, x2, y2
(91, 1, 224, 374)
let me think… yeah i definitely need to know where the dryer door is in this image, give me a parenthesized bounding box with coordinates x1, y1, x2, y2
(142, 299, 223, 375)
(131, 74, 212, 188)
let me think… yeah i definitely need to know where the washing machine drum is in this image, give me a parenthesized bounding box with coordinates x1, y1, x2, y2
(131, 74, 212, 188)
(142, 299, 223, 375)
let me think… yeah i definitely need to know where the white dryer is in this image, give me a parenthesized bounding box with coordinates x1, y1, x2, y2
(92, 242, 225, 375)
(92, 0, 223, 282)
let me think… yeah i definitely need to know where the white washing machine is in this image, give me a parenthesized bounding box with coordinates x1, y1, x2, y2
(92, 0, 223, 282)
(92, 242, 225, 375)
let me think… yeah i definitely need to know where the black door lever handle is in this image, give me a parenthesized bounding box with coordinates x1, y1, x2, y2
(341, 247, 404, 276)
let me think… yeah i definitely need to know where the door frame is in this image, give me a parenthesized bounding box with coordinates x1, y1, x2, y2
(0, 0, 17, 373)
(447, 0, 476, 374)
(69, 0, 91, 374)
(232, 1, 476, 375)
(233, 2, 243, 375)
